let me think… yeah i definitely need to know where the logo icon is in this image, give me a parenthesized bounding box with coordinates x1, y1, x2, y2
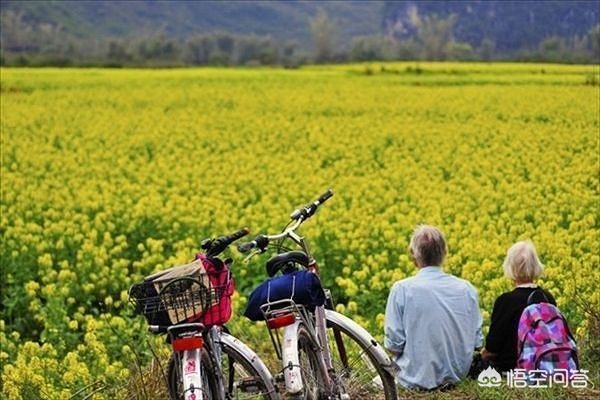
(184, 359, 197, 375)
(478, 366, 502, 387)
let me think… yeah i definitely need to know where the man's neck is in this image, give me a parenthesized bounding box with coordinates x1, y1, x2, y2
(418, 265, 442, 270)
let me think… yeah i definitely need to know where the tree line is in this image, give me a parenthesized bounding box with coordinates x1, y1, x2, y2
(1, 9, 599, 67)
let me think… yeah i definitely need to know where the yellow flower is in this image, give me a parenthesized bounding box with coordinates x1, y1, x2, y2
(68, 320, 78, 331)
(1, 64, 597, 397)
(24, 281, 40, 297)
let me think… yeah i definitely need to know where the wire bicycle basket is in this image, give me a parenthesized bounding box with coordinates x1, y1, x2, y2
(129, 257, 233, 326)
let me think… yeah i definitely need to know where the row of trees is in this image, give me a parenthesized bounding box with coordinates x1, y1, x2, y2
(1, 9, 599, 67)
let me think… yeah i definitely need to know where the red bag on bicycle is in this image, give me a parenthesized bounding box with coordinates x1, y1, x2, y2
(189, 254, 234, 326)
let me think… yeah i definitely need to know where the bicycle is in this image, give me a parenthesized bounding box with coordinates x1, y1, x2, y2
(128, 228, 281, 400)
(238, 190, 398, 400)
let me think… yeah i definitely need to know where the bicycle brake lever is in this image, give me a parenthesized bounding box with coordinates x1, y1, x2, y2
(243, 248, 266, 263)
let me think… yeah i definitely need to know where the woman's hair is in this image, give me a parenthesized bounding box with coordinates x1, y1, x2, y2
(503, 240, 544, 283)
(409, 225, 447, 267)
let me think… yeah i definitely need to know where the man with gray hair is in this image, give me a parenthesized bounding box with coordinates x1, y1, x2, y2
(384, 224, 483, 390)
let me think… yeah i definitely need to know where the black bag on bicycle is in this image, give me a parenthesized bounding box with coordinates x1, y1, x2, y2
(244, 269, 326, 321)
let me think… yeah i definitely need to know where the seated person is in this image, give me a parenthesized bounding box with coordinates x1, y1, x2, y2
(480, 240, 556, 372)
(384, 225, 483, 390)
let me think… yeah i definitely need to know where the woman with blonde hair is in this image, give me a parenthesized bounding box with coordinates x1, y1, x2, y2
(480, 240, 556, 371)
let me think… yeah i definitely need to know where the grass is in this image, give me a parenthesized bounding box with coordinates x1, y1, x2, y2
(396, 355, 600, 400)
(124, 356, 600, 399)
(399, 380, 600, 400)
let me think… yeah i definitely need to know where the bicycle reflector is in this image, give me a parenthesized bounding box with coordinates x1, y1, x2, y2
(266, 313, 296, 329)
(172, 336, 203, 352)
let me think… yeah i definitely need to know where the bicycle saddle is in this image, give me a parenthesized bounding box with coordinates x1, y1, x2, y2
(266, 250, 310, 277)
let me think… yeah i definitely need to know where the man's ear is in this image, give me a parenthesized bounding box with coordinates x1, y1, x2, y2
(409, 249, 418, 266)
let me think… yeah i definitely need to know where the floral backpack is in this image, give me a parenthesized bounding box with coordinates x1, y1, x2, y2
(516, 290, 578, 372)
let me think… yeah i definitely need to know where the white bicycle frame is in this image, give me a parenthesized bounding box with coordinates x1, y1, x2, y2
(282, 305, 334, 395)
(261, 299, 332, 396)
(167, 323, 218, 400)
(181, 347, 204, 400)
(252, 217, 396, 398)
(281, 319, 304, 393)
(253, 219, 337, 396)
(263, 300, 395, 398)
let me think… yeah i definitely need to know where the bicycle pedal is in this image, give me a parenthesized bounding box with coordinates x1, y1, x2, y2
(237, 377, 261, 393)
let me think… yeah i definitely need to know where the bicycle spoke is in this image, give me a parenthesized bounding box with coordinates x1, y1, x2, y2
(326, 326, 393, 399)
(220, 340, 279, 399)
(295, 325, 326, 400)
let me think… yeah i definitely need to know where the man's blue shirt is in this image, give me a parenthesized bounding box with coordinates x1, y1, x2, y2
(384, 266, 483, 389)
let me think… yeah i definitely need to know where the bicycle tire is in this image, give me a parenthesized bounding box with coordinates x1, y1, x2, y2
(219, 332, 281, 400)
(167, 349, 220, 400)
(324, 310, 398, 400)
(291, 324, 328, 400)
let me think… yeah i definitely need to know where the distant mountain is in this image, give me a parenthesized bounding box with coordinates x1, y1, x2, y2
(383, 0, 599, 51)
(0, 0, 384, 49)
(1, 0, 598, 63)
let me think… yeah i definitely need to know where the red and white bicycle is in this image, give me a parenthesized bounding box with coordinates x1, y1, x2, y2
(129, 228, 280, 400)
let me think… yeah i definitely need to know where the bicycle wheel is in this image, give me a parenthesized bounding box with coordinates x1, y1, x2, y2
(219, 332, 280, 400)
(324, 310, 397, 400)
(292, 324, 327, 400)
(167, 349, 219, 400)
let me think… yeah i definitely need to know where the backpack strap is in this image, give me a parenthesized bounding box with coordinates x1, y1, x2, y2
(526, 288, 549, 306)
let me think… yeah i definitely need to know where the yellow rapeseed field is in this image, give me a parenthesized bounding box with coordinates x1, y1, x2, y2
(1, 63, 599, 398)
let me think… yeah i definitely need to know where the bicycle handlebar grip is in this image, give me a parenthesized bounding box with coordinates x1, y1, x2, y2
(224, 227, 250, 243)
(237, 234, 269, 253)
(291, 189, 335, 220)
(206, 227, 250, 257)
(317, 188, 334, 205)
(304, 188, 334, 218)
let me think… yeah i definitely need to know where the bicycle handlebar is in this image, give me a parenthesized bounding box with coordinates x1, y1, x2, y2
(237, 189, 333, 253)
(203, 227, 250, 257)
(290, 188, 334, 221)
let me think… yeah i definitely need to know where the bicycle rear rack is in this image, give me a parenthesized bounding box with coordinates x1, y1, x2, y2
(260, 299, 318, 360)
